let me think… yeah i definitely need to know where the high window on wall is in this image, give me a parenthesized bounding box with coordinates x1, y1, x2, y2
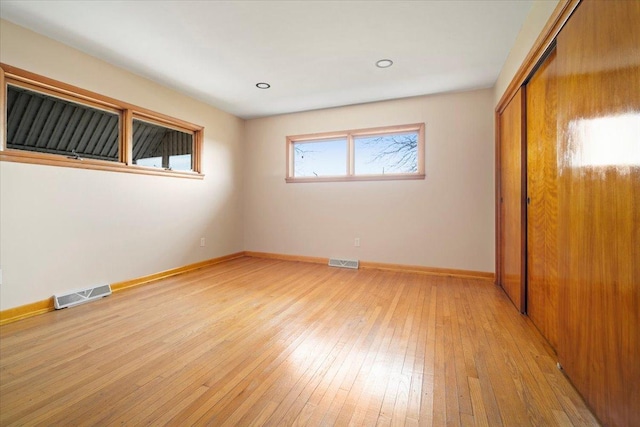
(286, 123, 425, 182)
(132, 117, 194, 171)
(0, 63, 203, 178)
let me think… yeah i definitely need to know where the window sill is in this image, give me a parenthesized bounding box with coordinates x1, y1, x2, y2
(285, 173, 425, 183)
(0, 150, 204, 180)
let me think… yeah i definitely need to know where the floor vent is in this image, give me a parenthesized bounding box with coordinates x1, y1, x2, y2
(54, 284, 112, 309)
(328, 258, 359, 269)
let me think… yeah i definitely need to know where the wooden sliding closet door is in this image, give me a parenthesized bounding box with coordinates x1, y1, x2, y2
(498, 88, 526, 312)
(556, 0, 640, 425)
(526, 48, 558, 350)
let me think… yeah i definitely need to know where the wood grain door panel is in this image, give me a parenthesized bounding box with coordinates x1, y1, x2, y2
(556, 0, 640, 425)
(526, 48, 559, 350)
(499, 88, 526, 312)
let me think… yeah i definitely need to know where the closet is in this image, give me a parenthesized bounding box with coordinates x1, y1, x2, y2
(497, 87, 525, 313)
(496, 0, 639, 425)
(526, 47, 558, 350)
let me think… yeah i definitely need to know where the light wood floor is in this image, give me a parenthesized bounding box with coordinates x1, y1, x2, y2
(0, 257, 598, 426)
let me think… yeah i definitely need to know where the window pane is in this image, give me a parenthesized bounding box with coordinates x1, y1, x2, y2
(6, 85, 119, 161)
(169, 154, 192, 171)
(354, 131, 419, 175)
(136, 156, 162, 168)
(132, 119, 193, 171)
(293, 138, 347, 177)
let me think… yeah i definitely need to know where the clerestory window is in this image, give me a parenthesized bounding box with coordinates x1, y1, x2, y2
(1, 63, 203, 178)
(286, 123, 425, 183)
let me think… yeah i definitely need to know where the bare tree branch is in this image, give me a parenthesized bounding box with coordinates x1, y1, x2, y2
(294, 144, 319, 176)
(365, 134, 418, 173)
(293, 133, 418, 176)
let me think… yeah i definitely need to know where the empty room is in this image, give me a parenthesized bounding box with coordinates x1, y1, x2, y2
(0, 0, 637, 425)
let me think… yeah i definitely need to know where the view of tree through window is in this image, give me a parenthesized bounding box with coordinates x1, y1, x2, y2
(287, 124, 424, 182)
(354, 132, 418, 175)
(293, 138, 347, 177)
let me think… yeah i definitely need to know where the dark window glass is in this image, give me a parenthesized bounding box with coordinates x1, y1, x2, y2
(132, 119, 193, 171)
(6, 85, 120, 161)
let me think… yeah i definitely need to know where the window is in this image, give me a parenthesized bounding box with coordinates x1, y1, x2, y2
(135, 156, 162, 168)
(293, 137, 347, 177)
(7, 85, 120, 162)
(132, 118, 194, 171)
(0, 63, 203, 178)
(286, 123, 425, 182)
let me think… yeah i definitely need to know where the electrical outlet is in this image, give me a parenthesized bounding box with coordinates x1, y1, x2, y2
(354, 238, 360, 247)
(200, 237, 205, 247)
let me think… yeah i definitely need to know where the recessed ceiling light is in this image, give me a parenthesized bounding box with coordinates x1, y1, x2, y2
(375, 59, 393, 68)
(256, 82, 271, 89)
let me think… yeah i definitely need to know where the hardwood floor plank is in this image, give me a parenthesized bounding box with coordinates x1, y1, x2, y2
(0, 257, 598, 426)
(355, 278, 407, 426)
(276, 270, 389, 427)
(174, 270, 359, 424)
(468, 376, 489, 427)
(218, 273, 374, 426)
(481, 288, 559, 425)
(419, 284, 438, 427)
(432, 281, 450, 426)
(468, 282, 531, 426)
(459, 280, 503, 427)
(309, 276, 406, 426)
(450, 283, 475, 417)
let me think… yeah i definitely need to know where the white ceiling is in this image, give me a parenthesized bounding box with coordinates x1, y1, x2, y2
(0, 1, 532, 119)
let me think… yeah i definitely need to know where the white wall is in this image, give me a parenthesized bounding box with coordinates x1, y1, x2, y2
(244, 89, 495, 272)
(1, 0, 555, 310)
(494, 0, 559, 105)
(0, 20, 245, 310)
